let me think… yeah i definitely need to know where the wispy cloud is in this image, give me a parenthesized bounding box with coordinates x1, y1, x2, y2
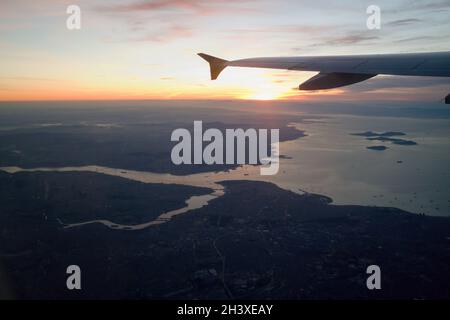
(98, 0, 259, 15)
(130, 25, 193, 42)
(321, 34, 380, 46)
(387, 0, 450, 13)
(386, 18, 422, 27)
(96, 0, 262, 43)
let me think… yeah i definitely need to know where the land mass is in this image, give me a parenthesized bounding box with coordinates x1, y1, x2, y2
(1, 171, 449, 299)
(0, 105, 306, 175)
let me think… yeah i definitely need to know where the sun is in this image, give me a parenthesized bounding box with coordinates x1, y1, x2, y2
(243, 86, 288, 100)
(224, 69, 293, 101)
(247, 91, 281, 100)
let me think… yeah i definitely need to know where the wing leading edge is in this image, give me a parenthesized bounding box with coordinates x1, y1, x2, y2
(198, 51, 450, 103)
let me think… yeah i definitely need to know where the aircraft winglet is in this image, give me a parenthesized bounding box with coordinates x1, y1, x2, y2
(197, 53, 228, 80)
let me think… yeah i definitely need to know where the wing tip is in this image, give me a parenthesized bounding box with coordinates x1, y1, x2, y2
(197, 53, 228, 80)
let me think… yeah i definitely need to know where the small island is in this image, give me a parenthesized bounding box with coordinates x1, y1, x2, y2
(351, 131, 406, 137)
(351, 131, 417, 146)
(366, 136, 417, 145)
(366, 145, 388, 151)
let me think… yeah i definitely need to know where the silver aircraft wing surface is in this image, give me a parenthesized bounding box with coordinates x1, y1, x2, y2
(198, 51, 450, 103)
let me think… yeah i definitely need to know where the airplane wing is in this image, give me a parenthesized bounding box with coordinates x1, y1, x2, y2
(198, 52, 450, 102)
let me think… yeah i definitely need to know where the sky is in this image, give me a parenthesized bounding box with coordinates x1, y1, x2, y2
(0, 0, 449, 101)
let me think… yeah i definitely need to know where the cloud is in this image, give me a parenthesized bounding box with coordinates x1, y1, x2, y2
(394, 36, 438, 43)
(131, 25, 193, 42)
(100, 0, 204, 13)
(402, 0, 450, 11)
(323, 34, 379, 46)
(96, 0, 262, 43)
(303, 32, 380, 49)
(98, 0, 258, 15)
(385, 0, 450, 14)
(227, 24, 337, 36)
(386, 18, 422, 27)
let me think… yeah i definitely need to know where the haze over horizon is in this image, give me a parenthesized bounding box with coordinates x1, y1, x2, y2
(1, 0, 450, 102)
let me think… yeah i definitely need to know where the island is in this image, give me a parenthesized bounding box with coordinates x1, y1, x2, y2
(366, 145, 388, 151)
(351, 131, 417, 146)
(351, 131, 406, 137)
